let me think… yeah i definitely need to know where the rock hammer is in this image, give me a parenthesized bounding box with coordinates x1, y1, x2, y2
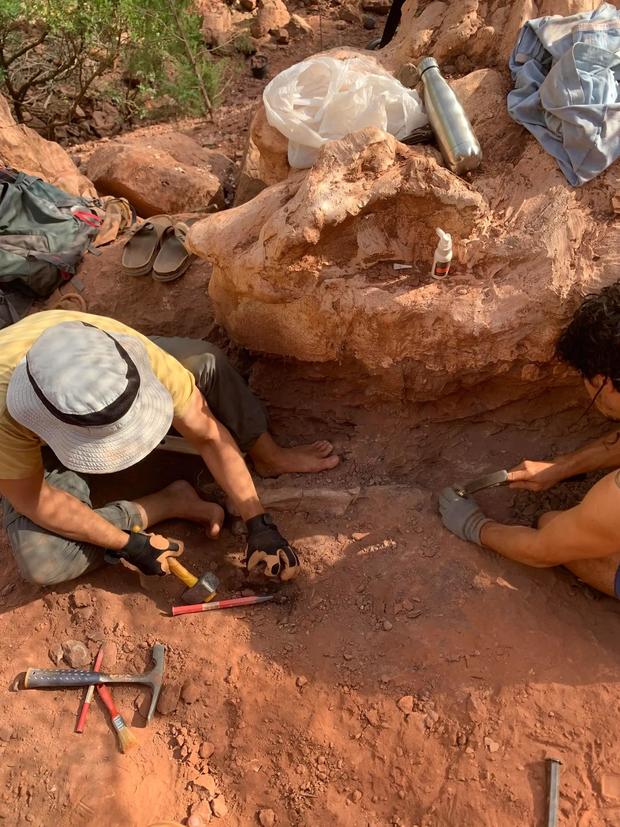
(23, 643, 165, 724)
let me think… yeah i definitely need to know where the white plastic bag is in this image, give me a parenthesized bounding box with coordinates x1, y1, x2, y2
(263, 54, 428, 168)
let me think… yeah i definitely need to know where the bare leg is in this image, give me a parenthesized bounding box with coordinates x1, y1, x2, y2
(249, 432, 340, 477)
(132, 481, 224, 538)
(538, 510, 619, 598)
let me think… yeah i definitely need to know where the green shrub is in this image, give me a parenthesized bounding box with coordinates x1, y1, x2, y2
(0, 0, 232, 136)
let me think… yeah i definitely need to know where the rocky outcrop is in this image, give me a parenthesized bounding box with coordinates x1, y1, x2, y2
(187, 63, 619, 415)
(382, 0, 599, 74)
(0, 94, 95, 198)
(87, 132, 233, 217)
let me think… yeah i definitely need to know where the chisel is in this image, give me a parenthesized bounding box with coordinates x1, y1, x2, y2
(172, 595, 274, 616)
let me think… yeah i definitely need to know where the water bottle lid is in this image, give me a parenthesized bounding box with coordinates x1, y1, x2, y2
(418, 57, 439, 75)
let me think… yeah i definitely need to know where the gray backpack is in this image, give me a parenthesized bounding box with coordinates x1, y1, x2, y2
(0, 169, 99, 328)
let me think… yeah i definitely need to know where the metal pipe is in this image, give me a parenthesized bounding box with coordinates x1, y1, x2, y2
(546, 757, 561, 827)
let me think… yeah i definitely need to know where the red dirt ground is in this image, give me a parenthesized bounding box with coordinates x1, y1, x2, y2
(3, 233, 620, 827)
(2, 6, 620, 827)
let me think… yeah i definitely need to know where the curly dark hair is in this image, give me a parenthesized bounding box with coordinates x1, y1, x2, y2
(557, 283, 620, 391)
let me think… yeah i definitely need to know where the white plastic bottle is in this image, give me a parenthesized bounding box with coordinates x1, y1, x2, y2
(431, 228, 452, 280)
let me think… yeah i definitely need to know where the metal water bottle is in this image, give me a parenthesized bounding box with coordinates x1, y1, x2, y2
(418, 57, 482, 176)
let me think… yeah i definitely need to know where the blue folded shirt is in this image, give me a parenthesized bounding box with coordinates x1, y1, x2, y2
(508, 3, 620, 186)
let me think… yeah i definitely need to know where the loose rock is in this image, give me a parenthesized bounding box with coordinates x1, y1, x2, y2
(190, 800, 212, 823)
(0, 725, 13, 742)
(201, 0, 233, 47)
(383, 620, 393, 631)
(71, 587, 91, 608)
(397, 63, 419, 89)
(365, 709, 380, 727)
(397, 695, 414, 715)
(157, 682, 181, 715)
(351, 790, 363, 803)
(62, 640, 90, 668)
(338, 4, 361, 23)
(288, 14, 313, 35)
(296, 676, 308, 688)
(182, 680, 201, 704)
(101, 641, 117, 670)
(362, 0, 391, 12)
(484, 737, 500, 753)
(49, 644, 64, 666)
(199, 741, 216, 760)
(194, 772, 217, 798)
(258, 809, 276, 827)
(273, 27, 289, 44)
(211, 795, 228, 818)
(251, 0, 290, 37)
(362, 13, 377, 29)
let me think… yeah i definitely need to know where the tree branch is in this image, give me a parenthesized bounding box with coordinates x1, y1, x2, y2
(166, 0, 213, 116)
(5, 30, 49, 66)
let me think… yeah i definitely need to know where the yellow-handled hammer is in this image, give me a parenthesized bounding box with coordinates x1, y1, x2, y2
(130, 526, 219, 604)
(167, 557, 219, 605)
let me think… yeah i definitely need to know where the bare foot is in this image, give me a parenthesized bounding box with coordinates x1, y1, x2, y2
(250, 435, 340, 477)
(165, 481, 224, 537)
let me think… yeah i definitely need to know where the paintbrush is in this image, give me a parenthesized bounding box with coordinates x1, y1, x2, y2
(96, 685, 138, 753)
(75, 645, 104, 733)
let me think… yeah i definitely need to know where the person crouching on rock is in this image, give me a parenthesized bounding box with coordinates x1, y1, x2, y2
(0, 310, 339, 587)
(438, 283, 620, 599)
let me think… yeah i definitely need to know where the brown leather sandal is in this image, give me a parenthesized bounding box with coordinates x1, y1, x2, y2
(121, 215, 172, 276)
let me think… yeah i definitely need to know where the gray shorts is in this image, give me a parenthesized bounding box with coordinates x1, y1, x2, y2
(3, 467, 141, 586)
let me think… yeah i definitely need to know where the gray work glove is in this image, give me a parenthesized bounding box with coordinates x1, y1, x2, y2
(438, 487, 492, 545)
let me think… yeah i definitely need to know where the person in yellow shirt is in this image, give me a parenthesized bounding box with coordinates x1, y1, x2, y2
(0, 310, 339, 586)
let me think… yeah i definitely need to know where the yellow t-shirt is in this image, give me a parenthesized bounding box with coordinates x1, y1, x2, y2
(0, 310, 196, 480)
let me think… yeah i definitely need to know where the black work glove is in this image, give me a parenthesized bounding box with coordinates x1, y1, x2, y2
(107, 532, 182, 576)
(245, 513, 300, 581)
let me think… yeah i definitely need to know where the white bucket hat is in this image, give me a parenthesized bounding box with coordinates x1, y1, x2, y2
(7, 321, 174, 474)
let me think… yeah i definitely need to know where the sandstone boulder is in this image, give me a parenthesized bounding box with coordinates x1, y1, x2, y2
(234, 106, 290, 206)
(251, 0, 291, 37)
(187, 95, 619, 414)
(0, 94, 95, 198)
(189, 126, 488, 364)
(87, 132, 233, 217)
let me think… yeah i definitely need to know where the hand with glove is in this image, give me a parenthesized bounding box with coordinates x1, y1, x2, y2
(107, 531, 184, 576)
(245, 513, 300, 581)
(438, 487, 493, 546)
